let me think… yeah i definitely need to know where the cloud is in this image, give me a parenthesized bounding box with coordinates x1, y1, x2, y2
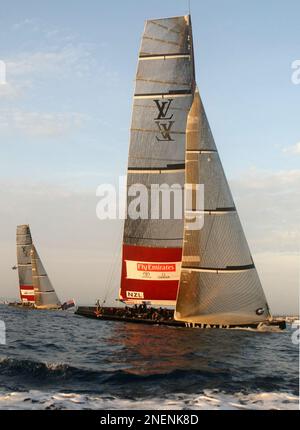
(2, 21, 119, 108)
(0, 109, 88, 138)
(12, 18, 76, 42)
(254, 252, 299, 315)
(12, 19, 39, 32)
(0, 82, 24, 99)
(230, 168, 300, 254)
(231, 168, 300, 189)
(8, 20, 92, 80)
(1, 44, 119, 108)
(6, 43, 118, 83)
(282, 142, 300, 155)
(230, 168, 299, 314)
(7, 47, 90, 79)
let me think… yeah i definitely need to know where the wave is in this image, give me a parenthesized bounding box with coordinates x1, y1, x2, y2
(0, 389, 298, 410)
(0, 357, 229, 384)
(0, 358, 80, 378)
(0, 357, 298, 398)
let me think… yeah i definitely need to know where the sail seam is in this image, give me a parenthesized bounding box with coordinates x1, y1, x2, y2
(185, 208, 236, 214)
(131, 128, 185, 135)
(128, 166, 185, 173)
(128, 170, 185, 174)
(130, 156, 185, 162)
(186, 150, 217, 154)
(36, 290, 56, 293)
(129, 163, 185, 169)
(136, 78, 191, 86)
(181, 264, 255, 273)
(134, 91, 192, 99)
(139, 54, 191, 60)
(134, 103, 190, 112)
(125, 237, 183, 241)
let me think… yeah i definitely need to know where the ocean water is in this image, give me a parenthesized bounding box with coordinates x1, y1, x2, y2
(0, 305, 298, 410)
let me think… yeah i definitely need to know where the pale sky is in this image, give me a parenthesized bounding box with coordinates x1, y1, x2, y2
(0, 0, 299, 314)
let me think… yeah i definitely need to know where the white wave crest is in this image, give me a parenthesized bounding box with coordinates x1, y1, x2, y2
(0, 390, 298, 410)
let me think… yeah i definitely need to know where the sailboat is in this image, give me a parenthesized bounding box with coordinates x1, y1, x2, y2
(12, 224, 62, 310)
(76, 15, 285, 330)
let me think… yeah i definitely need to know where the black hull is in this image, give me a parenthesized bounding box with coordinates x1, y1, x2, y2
(75, 306, 185, 327)
(75, 307, 286, 330)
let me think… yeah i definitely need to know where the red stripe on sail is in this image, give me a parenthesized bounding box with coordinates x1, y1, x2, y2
(20, 285, 34, 291)
(120, 245, 182, 303)
(21, 295, 35, 301)
(20, 285, 35, 303)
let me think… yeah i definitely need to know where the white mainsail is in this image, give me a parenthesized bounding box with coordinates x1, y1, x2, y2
(120, 16, 196, 305)
(16, 225, 35, 304)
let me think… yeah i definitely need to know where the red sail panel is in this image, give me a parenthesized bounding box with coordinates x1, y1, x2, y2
(20, 285, 35, 303)
(120, 245, 182, 305)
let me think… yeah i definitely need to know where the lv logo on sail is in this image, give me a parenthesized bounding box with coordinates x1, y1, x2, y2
(154, 99, 175, 142)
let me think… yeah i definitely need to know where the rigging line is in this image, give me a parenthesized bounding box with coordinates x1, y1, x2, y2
(107, 227, 123, 285)
(106, 236, 123, 303)
(130, 156, 184, 162)
(101, 226, 121, 304)
(102, 224, 124, 305)
(102, 239, 120, 305)
(103, 242, 123, 305)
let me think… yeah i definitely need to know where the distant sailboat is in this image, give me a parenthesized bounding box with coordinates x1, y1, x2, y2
(76, 15, 285, 330)
(16, 225, 35, 306)
(13, 225, 62, 310)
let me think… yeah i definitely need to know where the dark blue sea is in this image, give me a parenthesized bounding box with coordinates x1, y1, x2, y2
(0, 305, 298, 410)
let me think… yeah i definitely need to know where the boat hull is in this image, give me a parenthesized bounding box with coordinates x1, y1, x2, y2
(8, 302, 34, 309)
(7, 302, 61, 311)
(75, 307, 286, 330)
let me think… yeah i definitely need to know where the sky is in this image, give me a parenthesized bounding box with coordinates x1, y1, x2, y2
(0, 0, 299, 314)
